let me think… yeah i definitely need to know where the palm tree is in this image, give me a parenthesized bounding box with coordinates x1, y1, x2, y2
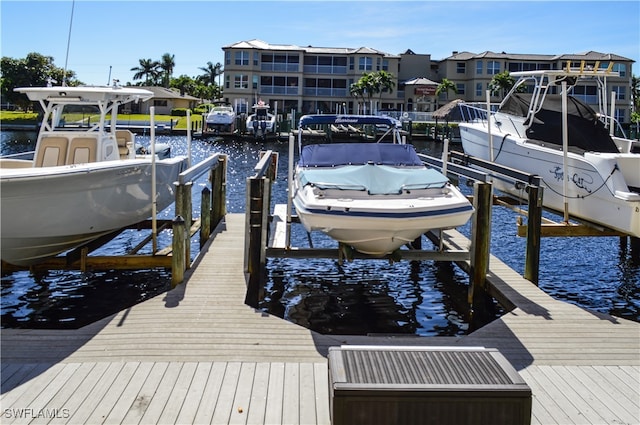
(199, 62, 218, 86)
(159, 53, 175, 88)
(131, 58, 160, 85)
(436, 78, 458, 107)
(374, 70, 396, 109)
(488, 71, 516, 98)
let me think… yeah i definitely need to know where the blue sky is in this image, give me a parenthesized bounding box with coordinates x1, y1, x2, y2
(2, 0, 638, 85)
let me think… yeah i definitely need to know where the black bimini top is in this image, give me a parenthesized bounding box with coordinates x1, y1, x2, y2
(499, 93, 619, 153)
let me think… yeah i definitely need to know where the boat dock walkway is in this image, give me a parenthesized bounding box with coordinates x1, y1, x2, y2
(1, 214, 638, 424)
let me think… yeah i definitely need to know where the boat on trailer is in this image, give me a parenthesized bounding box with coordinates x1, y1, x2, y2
(458, 64, 640, 237)
(0, 85, 188, 266)
(288, 114, 474, 256)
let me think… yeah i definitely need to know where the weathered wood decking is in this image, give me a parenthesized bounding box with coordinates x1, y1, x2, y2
(1, 213, 639, 424)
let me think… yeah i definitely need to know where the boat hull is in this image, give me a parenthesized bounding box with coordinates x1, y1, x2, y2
(459, 122, 640, 237)
(0, 157, 187, 265)
(293, 175, 474, 256)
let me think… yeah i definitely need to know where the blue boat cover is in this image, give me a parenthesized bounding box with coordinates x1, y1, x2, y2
(299, 143, 423, 167)
(298, 165, 448, 195)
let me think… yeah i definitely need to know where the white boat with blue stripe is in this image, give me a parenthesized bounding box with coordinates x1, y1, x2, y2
(288, 115, 474, 256)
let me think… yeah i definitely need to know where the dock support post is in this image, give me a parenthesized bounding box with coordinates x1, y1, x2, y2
(175, 181, 193, 269)
(524, 185, 543, 285)
(245, 176, 270, 308)
(171, 215, 186, 288)
(210, 155, 227, 229)
(200, 186, 211, 249)
(469, 181, 492, 328)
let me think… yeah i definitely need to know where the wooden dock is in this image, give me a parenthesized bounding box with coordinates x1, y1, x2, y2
(1, 214, 638, 424)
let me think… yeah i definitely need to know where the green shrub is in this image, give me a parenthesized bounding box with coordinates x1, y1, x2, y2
(170, 108, 189, 116)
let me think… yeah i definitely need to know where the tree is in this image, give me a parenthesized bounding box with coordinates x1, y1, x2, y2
(198, 61, 223, 97)
(159, 53, 175, 88)
(130, 58, 160, 85)
(1, 53, 80, 109)
(350, 71, 396, 114)
(488, 71, 516, 98)
(436, 78, 458, 102)
(170, 74, 195, 96)
(374, 70, 396, 103)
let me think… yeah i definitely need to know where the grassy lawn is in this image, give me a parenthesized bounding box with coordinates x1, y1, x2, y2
(0, 111, 202, 130)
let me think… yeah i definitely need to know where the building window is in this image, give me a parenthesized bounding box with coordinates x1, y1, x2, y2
(476, 61, 483, 75)
(252, 75, 258, 89)
(349, 57, 354, 70)
(262, 53, 300, 72)
(613, 85, 626, 100)
(456, 62, 465, 74)
(456, 83, 465, 95)
(235, 51, 249, 66)
(476, 82, 483, 97)
(359, 56, 373, 71)
(253, 52, 259, 66)
(260, 75, 299, 95)
(613, 63, 626, 77)
(382, 59, 389, 71)
(487, 61, 500, 75)
(225, 51, 231, 66)
(234, 74, 248, 89)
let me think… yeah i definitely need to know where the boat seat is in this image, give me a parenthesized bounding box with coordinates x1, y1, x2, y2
(66, 137, 98, 164)
(115, 130, 133, 159)
(33, 136, 69, 167)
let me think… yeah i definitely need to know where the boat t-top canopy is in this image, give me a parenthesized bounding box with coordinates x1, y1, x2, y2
(298, 114, 400, 128)
(14, 86, 154, 105)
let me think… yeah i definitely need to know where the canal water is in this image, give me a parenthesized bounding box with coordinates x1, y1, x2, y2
(1, 131, 638, 335)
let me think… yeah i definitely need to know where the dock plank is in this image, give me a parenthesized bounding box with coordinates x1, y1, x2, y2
(1, 214, 638, 425)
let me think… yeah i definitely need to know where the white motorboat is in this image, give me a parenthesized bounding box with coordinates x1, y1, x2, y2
(0, 85, 188, 266)
(288, 115, 474, 256)
(204, 101, 236, 133)
(458, 65, 640, 237)
(246, 100, 276, 139)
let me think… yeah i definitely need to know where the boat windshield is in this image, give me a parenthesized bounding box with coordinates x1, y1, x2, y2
(50, 104, 101, 130)
(299, 143, 424, 167)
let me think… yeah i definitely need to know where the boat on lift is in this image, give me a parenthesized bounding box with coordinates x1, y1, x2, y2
(204, 100, 236, 134)
(246, 100, 276, 140)
(0, 84, 188, 266)
(288, 114, 474, 256)
(457, 63, 640, 237)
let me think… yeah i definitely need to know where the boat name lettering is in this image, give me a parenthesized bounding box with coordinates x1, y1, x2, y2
(335, 118, 359, 124)
(549, 166, 593, 193)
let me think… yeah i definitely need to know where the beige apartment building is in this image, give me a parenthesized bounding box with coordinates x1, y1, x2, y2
(221, 39, 634, 124)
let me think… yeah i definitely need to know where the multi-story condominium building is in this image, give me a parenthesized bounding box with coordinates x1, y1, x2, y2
(440, 51, 634, 124)
(222, 40, 634, 124)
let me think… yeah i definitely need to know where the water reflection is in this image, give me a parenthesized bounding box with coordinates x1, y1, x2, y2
(1, 131, 638, 332)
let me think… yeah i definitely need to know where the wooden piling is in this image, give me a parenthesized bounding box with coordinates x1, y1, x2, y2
(211, 156, 227, 228)
(468, 181, 492, 321)
(200, 186, 212, 249)
(175, 181, 193, 269)
(171, 215, 186, 288)
(524, 185, 542, 285)
(245, 176, 270, 308)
